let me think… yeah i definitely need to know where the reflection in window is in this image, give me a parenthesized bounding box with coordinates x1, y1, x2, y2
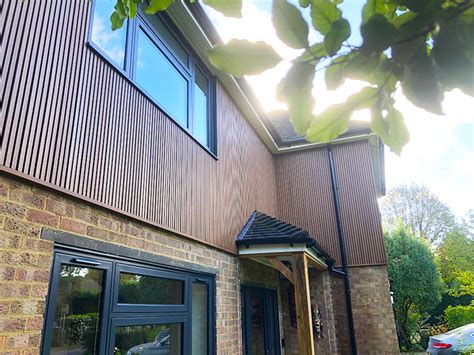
(141, 11, 189, 67)
(193, 68, 209, 145)
(118, 272, 184, 304)
(90, 0, 127, 68)
(114, 323, 182, 355)
(136, 29, 188, 126)
(192, 283, 208, 355)
(51, 266, 103, 355)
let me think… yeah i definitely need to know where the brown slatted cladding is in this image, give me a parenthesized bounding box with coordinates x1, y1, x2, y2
(1, 0, 278, 253)
(275, 141, 386, 266)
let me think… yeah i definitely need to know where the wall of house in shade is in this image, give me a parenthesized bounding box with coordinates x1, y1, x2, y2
(1, 0, 279, 253)
(0, 175, 243, 353)
(274, 140, 387, 267)
(1, 0, 387, 269)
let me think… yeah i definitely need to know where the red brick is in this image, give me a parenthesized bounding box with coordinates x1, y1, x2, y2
(98, 216, 120, 231)
(21, 238, 52, 253)
(45, 199, 74, 217)
(0, 233, 21, 249)
(6, 334, 29, 349)
(26, 210, 58, 227)
(74, 207, 98, 225)
(0, 267, 15, 281)
(0, 202, 27, 218)
(9, 189, 45, 209)
(0, 181, 9, 197)
(86, 225, 108, 240)
(0, 284, 31, 298)
(59, 217, 86, 234)
(0, 318, 26, 332)
(30, 284, 48, 299)
(3, 219, 40, 238)
(25, 316, 43, 331)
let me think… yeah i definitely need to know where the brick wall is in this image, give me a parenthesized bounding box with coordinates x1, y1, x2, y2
(281, 267, 398, 355)
(0, 175, 242, 354)
(349, 265, 399, 354)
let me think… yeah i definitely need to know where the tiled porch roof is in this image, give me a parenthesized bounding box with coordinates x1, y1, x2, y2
(236, 211, 334, 264)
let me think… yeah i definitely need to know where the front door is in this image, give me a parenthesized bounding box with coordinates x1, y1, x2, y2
(242, 286, 281, 355)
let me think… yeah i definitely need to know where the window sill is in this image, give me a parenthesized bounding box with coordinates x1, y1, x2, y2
(87, 42, 219, 161)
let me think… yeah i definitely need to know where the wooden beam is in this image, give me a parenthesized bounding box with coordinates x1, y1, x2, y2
(292, 252, 315, 355)
(266, 256, 294, 284)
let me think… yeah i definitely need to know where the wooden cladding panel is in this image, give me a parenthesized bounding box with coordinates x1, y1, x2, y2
(275, 141, 386, 266)
(1, 0, 278, 252)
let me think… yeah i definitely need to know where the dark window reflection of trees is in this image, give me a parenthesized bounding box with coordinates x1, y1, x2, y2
(118, 273, 183, 304)
(52, 266, 103, 355)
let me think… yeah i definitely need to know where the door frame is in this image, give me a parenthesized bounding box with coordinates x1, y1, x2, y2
(241, 285, 281, 355)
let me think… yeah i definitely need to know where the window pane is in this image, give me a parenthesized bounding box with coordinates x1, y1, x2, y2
(141, 11, 189, 66)
(118, 272, 184, 304)
(193, 68, 209, 145)
(91, 0, 127, 68)
(192, 283, 208, 355)
(50, 266, 103, 355)
(136, 29, 188, 126)
(114, 323, 182, 355)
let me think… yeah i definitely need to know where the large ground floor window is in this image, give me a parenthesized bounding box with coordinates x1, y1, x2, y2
(42, 248, 215, 355)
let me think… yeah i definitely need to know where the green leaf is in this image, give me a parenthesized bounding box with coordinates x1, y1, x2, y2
(110, 11, 126, 31)
(144, 0, 174, 13)
(299, 0, 311, 8)
(361, 0, 388, 23)
(203, 0, 242, 18)
(272, 0, 309, 49)
(324, 18, 351, 55)
(208, 39, 282, 77)
(361, 14, 398, 54)
(394, 0, 442, 13)
(392, 11, 417, 28)
(432, 16, 474, 96)
(402, 50, 444, 114)
(306, 87, 377, 142)
(345, 52, 380, 81)
(311, 0, 342, 35)
(371, 106, 410, 155)
(324, 53, 353, 90)
(295, 43, 327, 62)
(277, 62, 316, 135)
(368, 55, 398, 92)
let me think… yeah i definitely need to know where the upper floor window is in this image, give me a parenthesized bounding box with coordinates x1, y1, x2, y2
(89, 1, 216, 154)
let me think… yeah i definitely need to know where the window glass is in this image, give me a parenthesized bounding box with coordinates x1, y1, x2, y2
(192, 283, 208, 355)
(50, 266, 103, 355)
(193, 68, 209, 145)
(114, 323, 182, 355)
(90, 0, 127, 68)
(141, 11, 189, 66)
(136, 29, 188, 126)
(118, 272, 184, 304)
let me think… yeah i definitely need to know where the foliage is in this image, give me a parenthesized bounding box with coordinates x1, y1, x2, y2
(112, 0, 474, 154)
(385, 227, 442, 350)
(438, 231, 474, 285)
(444, 302, 474, 329)
(380, 184, 457, 245)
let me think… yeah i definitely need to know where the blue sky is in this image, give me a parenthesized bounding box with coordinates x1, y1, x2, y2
(206, 0, 474, 218)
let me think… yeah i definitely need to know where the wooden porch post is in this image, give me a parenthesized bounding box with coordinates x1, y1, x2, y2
(292, 252, 315, 355)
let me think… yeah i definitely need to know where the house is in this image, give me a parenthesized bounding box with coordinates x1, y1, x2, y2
(0, 0, 399, 354)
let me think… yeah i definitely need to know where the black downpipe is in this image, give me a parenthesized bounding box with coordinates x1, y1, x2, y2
(327, 144, 358, 355)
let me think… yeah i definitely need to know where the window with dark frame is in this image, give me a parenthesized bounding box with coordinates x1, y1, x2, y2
(89, 0, 216, 154)
(41, 250, 215, 355)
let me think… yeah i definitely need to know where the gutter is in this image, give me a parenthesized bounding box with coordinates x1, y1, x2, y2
(327, 144, 358, 355)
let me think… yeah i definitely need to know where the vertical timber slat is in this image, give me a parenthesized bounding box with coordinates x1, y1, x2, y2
(292, 252, 315, 355)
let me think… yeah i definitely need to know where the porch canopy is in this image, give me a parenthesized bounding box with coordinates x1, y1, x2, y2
(236, 212, 335, 355)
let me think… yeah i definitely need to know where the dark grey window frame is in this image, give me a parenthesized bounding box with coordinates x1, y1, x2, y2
(41, 247, 216, 354)
(87, 1, 217, 157)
